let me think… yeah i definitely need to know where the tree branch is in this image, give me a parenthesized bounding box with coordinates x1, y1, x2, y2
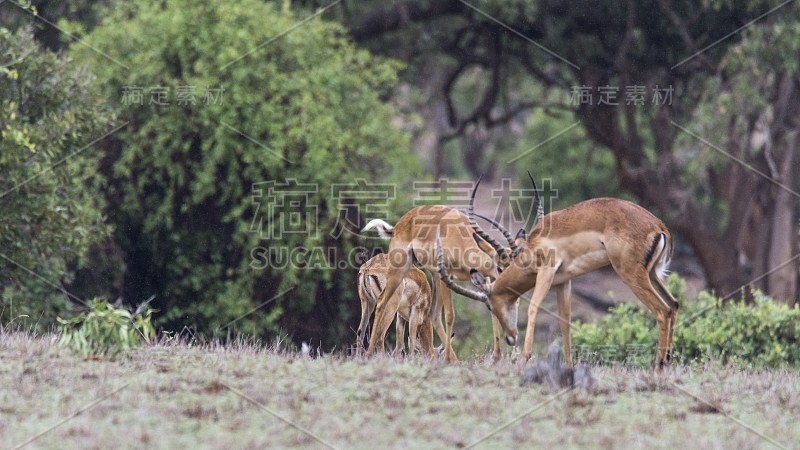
(346, 0, 462, 42)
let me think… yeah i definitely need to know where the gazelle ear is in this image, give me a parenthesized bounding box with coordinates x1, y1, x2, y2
(470, 269, 494, 293)
(470, 269, 486, 288)
(472, 233, 495, 255)
(513, 229, 527, 250)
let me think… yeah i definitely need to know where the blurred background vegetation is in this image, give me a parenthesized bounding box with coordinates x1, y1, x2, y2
(1, 0, 798, 358)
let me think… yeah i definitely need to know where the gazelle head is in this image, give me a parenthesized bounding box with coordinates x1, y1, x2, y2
(436, 234, 519, 345)
(438, 172, 543, 346)
(435, 225, 521, 345)
(471, 215, 527, 271)
(467, 175, 525, 272)
(470, 268, 521, 345)
(466, 173, 541, 270)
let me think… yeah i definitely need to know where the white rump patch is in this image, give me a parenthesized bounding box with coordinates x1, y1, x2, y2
(654, 233, 671, 280)
(361, 219, 394, 239)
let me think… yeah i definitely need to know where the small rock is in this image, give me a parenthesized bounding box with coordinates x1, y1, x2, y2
(573, 363, 596, 390)
(520, 342, 595, 390)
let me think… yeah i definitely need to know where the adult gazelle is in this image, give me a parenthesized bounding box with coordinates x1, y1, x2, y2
(361, 177, 527, 362)
(438, 183, 679, 368)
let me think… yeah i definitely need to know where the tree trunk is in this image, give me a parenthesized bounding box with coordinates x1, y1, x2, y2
(766, 131, 799, 303)
(579, 94, 748, 296)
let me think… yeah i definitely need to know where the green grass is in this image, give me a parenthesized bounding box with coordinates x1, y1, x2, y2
(1, 330, 798, 449)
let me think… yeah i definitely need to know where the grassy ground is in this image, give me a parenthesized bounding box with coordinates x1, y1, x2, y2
(1, 331, 798, 450)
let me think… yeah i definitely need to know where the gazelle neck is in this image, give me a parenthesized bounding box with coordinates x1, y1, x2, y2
(493, 252, 539, 300)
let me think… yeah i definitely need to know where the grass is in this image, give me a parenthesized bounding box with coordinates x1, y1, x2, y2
(1, 330, 798, 450)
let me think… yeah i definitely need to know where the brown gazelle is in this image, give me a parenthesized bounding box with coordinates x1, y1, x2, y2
(438, 177, 680, 369)
(361, 183, 525, 362)
(355, 253, 436, 357)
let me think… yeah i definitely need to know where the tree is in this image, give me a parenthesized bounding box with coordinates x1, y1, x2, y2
(0, 0, 112, 52)
(343, 0, 800, 302)
(0, 27, 114, 324)
(683, 21, 800, 303)
(512, 109, 625, 209)
(69, 0, 418, 345)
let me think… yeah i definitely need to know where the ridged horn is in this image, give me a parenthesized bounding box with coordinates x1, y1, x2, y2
(475, 213, 515, 247)
(503, 171, 543, 260)
(468, 175, 507, 255)
(528, 170, 543, 224)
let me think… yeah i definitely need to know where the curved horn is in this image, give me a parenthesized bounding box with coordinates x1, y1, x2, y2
(477, 213, 526, 260)
(475, 213, 516, 248)
(468, 175, 507, 255)
(528, 170, 544, 224)
(436, 225, 488, 303)
(507, 172, 542, 260)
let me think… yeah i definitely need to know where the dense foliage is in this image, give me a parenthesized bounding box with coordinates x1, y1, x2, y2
(4, 1, 798, 354)
(68, 0, 417, 345)
(572, 275, 800, 368)
(0, 27, 113, 324)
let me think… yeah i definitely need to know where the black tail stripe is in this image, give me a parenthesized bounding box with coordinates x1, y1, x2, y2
(369, 274, 383, 293)
(643, 233, 662, 269)
(362, 273, 370, 296)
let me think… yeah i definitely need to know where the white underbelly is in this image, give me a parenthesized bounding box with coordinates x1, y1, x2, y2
(553, 250, 610, 284)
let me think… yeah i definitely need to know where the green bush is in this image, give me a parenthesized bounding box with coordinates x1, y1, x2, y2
(57, 299, 156, 358)
(68, 0, 417, 345)
(571, 274, 800, 368)
(0, 26, 114, 326)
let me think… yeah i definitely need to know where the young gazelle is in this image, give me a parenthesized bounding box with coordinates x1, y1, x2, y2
(361, 177, 530, 362)
(356, 253, 437, 357)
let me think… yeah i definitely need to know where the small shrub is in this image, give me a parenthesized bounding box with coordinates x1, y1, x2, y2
(57, 299, 156, 358)
(677, 290, 800, 368)
(571, 274, 800, 368)
(571, 302, 658, 367)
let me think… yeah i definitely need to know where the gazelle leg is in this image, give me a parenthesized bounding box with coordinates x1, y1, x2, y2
(652, 274, 679, 363)
(408, 306, 421, 358)
(661, 303, 677, 365)
(356, 299, 374, 356)
(395, 313, 406, 356)
(418, 317, 435, 356)
(369, 289, 402, 355)
(556, 281, 572, 366)
(428, 279, 447, 353)
(655, 314, 671, 369)
(609, 233, 680, 369)
(491, 314, 502, 363)
(431, 304, 448, 351)
(666, 312, 677, 362)
(415, 289, 435, 356)
(616, 271, 676, 369)
(522, 266, 559, 362)
(436, 278, 459, 363)
(367, 249, 411, 355)
(356, 291, 375, 356)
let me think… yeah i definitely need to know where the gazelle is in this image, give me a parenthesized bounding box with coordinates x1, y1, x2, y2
(355, 253, 436, 356)
(361, 184, 526, 362)
(438, 183, 680, 368)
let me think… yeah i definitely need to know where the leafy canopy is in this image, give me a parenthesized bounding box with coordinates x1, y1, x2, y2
(0, 27, 114, 325)
(70, 0, 417, 343)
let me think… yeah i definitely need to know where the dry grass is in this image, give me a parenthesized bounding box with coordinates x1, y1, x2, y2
(1, 329, 798, 449)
